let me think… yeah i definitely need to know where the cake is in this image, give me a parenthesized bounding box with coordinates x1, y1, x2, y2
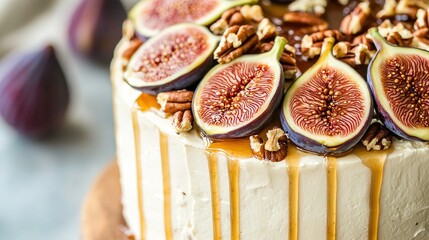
(111, 0, 429, 239)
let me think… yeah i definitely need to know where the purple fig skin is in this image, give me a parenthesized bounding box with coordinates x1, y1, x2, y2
(0, 46, 70, 138)
(367, 58, 425, 142)
(280, 100, 374, 155)
(127, 57, 216, 96)
(68, 0, 127, 65)
(196, 67, 285, 139)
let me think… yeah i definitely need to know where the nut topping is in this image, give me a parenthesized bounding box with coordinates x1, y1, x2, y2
(333, 42, 370, 66)
(361, 122, 393, 151)
(414, 8, 429, 30)
(172, 110, 193, 133)
(157, 90, 194, 133)
(157, 90, 193, 114)
(210, 5, 264, 35)
(377, 20, 414, 46)
(257, 18, 277, 42)
(214, 25, 259, 64)
(301, 30, 345, 59)
(283, 12, 328, 35)
(288, 0, 328, 15)
(250, 127, 288, 162)
(340, 1, 371, 35)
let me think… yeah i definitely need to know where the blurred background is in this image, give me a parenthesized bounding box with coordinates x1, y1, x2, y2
(0, 0, 136, 239)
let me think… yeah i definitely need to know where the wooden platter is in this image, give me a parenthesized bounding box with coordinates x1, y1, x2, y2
(81, 161, 131, 240)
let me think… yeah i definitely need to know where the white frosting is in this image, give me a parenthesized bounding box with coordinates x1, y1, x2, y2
(111, 40, 429, 240)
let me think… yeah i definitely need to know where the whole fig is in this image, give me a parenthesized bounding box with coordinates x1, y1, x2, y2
(0, 45, 70, 138)
(68, 0, 127, 65)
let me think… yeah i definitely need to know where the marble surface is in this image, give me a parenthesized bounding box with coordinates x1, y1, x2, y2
(0, 0, 127, 239)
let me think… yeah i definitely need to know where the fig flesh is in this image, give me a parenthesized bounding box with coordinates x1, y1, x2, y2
(129, 0, 258, 38)
(193, 36, 287, 139)
(281, 37, 373, 155)
(68, 0, 127, 64)
(367, 27, 429, 141)
(0, 46, 69, 138)
(124, 23, 219, 94)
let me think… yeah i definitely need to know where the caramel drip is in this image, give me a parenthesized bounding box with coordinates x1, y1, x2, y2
(207, 138, 253, 158)
(228, 158, 240, 240)
(208, 153, 222, 240)
(160, 132, 172, 240)
(286, 145, 305, 240)
(135, 93, 160, 111)
(131, 110, 146, 239)
(354, 146, 393, 240)
(326, 156, 338, 240)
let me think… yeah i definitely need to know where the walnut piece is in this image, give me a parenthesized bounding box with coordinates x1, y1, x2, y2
(415, 8, 429, 30)
(250, 127, 288, 162)
(361, 122, 393, 151)
(340, 1, 371, 35)
(214, 25, 259, 64)
(259, 41, 298, 80)
(257, 18, 277, 42)
(377, 20, 414, 46)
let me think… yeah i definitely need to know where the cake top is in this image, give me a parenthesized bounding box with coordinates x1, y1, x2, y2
(117, 0, 429, 159)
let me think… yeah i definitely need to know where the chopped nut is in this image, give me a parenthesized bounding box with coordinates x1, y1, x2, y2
(288, 0, 327, 15)
(214, 25, 259, 64)
(334, 42, 370, 66)
(414, 8, 429, 30)
(340, 1, 371, 35)
(283, 12, 328, 35)
(157, 90, 193, 114)
(250, 127, 288, 162)
(412, 28, 429, 49)
(396, 0, 428, 19)
(301, 30, 345, 59)
(377, 20, 414, 46)
(362, 122, 393, 151)
(257, 18, 277, 42)
(353, 33, 376, 51)
(210, 5, 265, 35)
(172, 110, 193, 133)
(240, 5, 264, 22)
(376, 0, 398, 19)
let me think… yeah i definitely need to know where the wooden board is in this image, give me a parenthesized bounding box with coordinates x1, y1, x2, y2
(81, 162, 132, 240)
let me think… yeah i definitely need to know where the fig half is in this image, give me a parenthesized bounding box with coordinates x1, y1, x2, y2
(367, 27, 429, 141)
(123, 23, 219, 94)
(281, 37, 373, 155)
(193, 36, 287, 139)
(129, 0, 258, 38)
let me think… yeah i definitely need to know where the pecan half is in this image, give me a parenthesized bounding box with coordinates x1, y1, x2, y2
(156, 90, 193, 114)
(301, 30, 345, 59)
(283, 12, 328, 35)
(340, 1, 371, 35)
(210, 5, 264, 35)
(214, 25, 259, 64)
(257, 18, 277, 42)
(250, 127, 288, 162)
(172, 110, 193, 133)
(361, 122, 393, 151)
(333, 42, 370, 66)
(378, 20, 414, 46)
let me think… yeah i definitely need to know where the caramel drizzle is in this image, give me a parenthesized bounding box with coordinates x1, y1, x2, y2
(228, 157, 240, 240)
(354, 146, 393, 240)
(326, 156, 338, 240)
(131, 110, 146, 239)
(286, 145, 302, 240)
(160, 131, 173, 240)
(208, 153, 222, 240)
